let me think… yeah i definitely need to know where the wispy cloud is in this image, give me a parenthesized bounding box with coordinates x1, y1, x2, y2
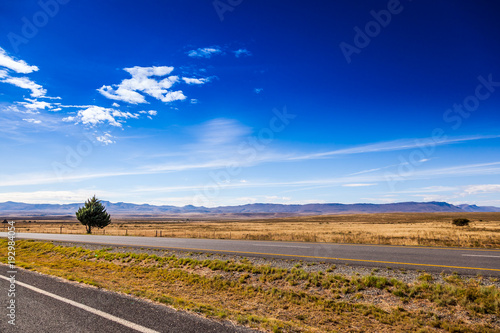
(187, 47, 223, 58)
(234, 48, 252, 57)
(0, 47, 55, 100)
(289, 135, 500, 161)
(0, 47, 38, 73)
(393, 186, 458, 194)
(16, 99, 53, 111)
(193, 118, 251, 146)
(22, 118, 42, 124)
(96, 132, 115, 145)
(3, 158, 500, 191)
(342, 183, 377, 187)
(2, 76, 46, 97)
(462, 184, 500, 195)
(182, 77, 209, 85)
(0, 190, 115, 204)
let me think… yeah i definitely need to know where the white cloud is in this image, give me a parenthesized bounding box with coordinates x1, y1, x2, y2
(112, 102, 120, 107)
(254, 88, 263, 94)
(62, 116, 75, 122)
(0, 190, 112, 204)
(98, 66, 186, 104)
(463, 184, 500, 195)
(1, 76, 46, 97)
(96, 132, 115, 145)
(139, 110, 157, 119)
(64, 106, 138, 127)
(235, 197, 258, 204)
(112, 110, 139, 119)
(395, 186, 457, 194)
(187, 47, 223, 58)
(190, 99, 198, 104)
(182, 77, 209, 85)
(410, 194, 451, 202)
(234, 48, 252, 57)
(78, 106, 121, 127)
(0, 47, 38, 74)
(98, 85, 146, 104)
(22, 118, 42, 124)
(16, 99, 53, 111)
(162, 91, 186, 103)
(342, 183, 377, 187)
(360, 197, 398, 204)
(126, 66, 174, 77)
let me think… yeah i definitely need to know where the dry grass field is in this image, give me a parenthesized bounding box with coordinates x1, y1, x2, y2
(3, 240, 499, 332)
(6, 212, 500, 248)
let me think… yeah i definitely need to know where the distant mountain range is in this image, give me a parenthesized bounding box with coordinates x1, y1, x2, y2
(1, 201, 499, 217)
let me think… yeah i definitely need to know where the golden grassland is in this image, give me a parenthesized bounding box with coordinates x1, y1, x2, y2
(2, 240, 499, 332)
(7, 212, 500, 248)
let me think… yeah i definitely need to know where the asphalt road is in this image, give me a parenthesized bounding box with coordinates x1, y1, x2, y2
(0, 264, 257, 333)
(4, 232, 500, 277)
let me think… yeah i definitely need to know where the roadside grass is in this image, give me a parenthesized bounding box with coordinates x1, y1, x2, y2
(7, 212, 500, 248)
(2, 240, 499, 332)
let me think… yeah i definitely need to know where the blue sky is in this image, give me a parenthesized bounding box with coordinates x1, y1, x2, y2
(1, 0, 500, 206)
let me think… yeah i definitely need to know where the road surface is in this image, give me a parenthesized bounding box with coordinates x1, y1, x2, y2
(3, 232, 500, 277)
(0, 264, 257, 332)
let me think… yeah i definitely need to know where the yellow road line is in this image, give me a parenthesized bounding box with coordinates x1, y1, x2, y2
(33, 239, 500, 273)
(12, 233, 500, 252)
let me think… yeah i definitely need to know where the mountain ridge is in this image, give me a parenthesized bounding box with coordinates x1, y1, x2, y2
(1, 200, 499, 217)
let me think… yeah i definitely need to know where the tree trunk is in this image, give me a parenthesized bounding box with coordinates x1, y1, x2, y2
(86, 225, 92, 234)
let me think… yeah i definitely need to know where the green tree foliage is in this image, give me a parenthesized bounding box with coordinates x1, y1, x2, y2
(76, 196, 111, 234)
(452, 218, 470, 227)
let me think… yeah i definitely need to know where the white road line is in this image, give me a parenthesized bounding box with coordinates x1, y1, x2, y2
(462, 254, 500, 258)
(0, 275, 159, 333)
(253, 244, 311, 248)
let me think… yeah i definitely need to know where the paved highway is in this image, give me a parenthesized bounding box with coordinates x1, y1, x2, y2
(0, 264, 257, 333)
(4, 232, 500, 277)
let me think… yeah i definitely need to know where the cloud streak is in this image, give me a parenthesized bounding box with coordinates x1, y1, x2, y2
(0, 47, 38, 73)
(2, 76, 46, 97)
(187, 47, 223, 58)
(288, 135, 500, 161)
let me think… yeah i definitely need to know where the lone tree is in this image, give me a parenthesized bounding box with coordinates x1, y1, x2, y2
(76, 196, 111, 234)
(452, 218, 470, 227)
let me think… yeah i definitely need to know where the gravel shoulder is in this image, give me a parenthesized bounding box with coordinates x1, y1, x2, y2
(53, 240, 500, 288)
